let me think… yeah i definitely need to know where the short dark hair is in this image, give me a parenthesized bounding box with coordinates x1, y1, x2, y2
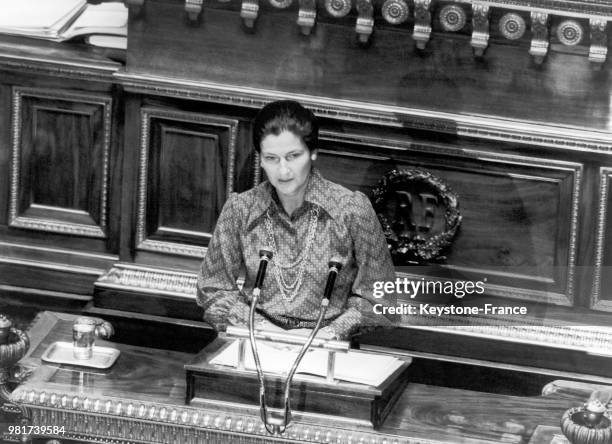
(252, 100, 319, 153)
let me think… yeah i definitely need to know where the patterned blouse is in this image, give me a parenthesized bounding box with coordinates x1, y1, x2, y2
(196, 169, 398, 339)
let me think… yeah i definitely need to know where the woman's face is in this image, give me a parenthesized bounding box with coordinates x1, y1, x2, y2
(260, 130, 317, 202)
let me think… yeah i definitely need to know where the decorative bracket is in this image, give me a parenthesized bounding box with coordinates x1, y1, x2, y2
(355, 0, 374, 43)
(589, 18, 608, 64)
(529, 12, 550, 64)
(297, 0, 317, 35)
(412, 0, 432, 50)
(240, 0, 259, 28)
(185, 0, 204, 23)
(470, 3, 490, 56)
(124, 0, 145, 17)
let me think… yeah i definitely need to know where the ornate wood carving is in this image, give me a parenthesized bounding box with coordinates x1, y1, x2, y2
(556, 19, 584, 46)
(324, 0, 351, 17)
(471, 3, 490, 57)
(297, 0, 317, 35)
(117, 73, 612, 153)
(96, 264, 197, 298)
(529, 12, 550, 64)
(241, 0, 259, 28)
(9, 88, 112, 239)
(498, 13, 526, 40)
(591, 168, 612, 312)
(185, 0, 204, 22)
(589, 18, 608, 63)
(372, 169, 462, 264)
(136, 108, 238, 258)
(12, 387, 444, 444)
(381, 0, 410, 25)
(412, 0, 432, 49)
(355, 0, 374, 43)
(439, 5, 467, 32)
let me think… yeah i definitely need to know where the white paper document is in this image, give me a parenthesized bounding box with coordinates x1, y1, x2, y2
(0, 0, 127, 42)
(211, 340, 404, 387)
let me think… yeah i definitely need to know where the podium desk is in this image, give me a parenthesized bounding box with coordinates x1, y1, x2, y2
(4, 311, 602, 444)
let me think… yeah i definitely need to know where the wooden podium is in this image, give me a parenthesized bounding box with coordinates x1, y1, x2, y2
(185, 335, 411, 429)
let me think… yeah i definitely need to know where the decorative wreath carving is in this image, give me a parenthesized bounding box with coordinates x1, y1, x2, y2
(371, 168, 462, 264)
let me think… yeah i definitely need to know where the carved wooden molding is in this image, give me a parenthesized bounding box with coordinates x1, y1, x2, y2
(9, 87, 112, 239)
(412, 0, 432, 49)
(185, 0, 204, 22)
(95, 264, 197, 298)
(355, 0, 374, 43)
(240, 0, 259, 28)
(404, 320, 612, 356)
(589, 18, 608, 63)
(471, 3, 490, 56)
(529, 11, 550, 63)
(297, 0, 317, 35)
(591, 167, 612, 312)
(12, 388, 445, 444)
(136, 107, 238, 258)
(116, 73, 612, 153)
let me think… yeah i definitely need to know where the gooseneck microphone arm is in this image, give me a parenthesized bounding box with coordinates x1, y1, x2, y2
(248, 256, 342, 435)
(279, 260, 343, 431)
(247, 249, 274, 433)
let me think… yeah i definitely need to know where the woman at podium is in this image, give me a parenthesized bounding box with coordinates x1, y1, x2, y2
(197, 100, 397, 340)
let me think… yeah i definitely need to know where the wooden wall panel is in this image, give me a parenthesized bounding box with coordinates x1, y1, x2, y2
(135, 107, 239, 258)
(317, 131, 581, 306)
(592, 167, 612, 312)
(10, 87, 112, 239)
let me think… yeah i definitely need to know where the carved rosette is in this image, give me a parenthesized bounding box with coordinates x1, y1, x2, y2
(382, 0, 409, 25)
(499, 13, 526, 40)
(297, 0, 317, 35)
(439, 5, 466, 32)
(589, 19, 608, 63)
(413, 0, 432, 49)
(185, 0, 203, 22)
(355, 0, 374, 43)
(324, 0, 351, 18)
(529, 12, 550, 64)
(556, 20, 584, 46)
(470, 3, 490, 56)
(269, 0, 292, 9)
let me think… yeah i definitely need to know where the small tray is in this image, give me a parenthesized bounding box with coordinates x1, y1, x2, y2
(41, 341, 120, 369)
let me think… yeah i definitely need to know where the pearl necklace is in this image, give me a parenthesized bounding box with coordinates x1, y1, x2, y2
(264, 206, 319, 301)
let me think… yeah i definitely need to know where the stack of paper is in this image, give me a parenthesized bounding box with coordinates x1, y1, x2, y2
(0, 0, 127, 47)
(0, 0, 87, 39)
(211, 340, 404, 387)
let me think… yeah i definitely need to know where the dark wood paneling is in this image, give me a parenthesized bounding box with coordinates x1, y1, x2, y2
(135, 107, 240, 259)
(10, 88, 112, 239)
(127, 1, 611, 132)
(317, 132, 581, 305)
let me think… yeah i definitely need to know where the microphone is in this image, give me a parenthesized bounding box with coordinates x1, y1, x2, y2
(252, 249, 273, 300)
(247, 248, 275, 433)
(322, 260, 343, 303)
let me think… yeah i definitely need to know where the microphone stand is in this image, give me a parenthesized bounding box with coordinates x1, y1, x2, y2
(249, 260, 342, 435)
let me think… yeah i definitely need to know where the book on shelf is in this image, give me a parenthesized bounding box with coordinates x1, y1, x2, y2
(210, 339, 405, 387)
(0, 0, 127, 43)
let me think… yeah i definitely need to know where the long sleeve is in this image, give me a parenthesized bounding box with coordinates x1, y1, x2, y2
(328, 191, 399, 339)
(196, 193, 266, 330)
